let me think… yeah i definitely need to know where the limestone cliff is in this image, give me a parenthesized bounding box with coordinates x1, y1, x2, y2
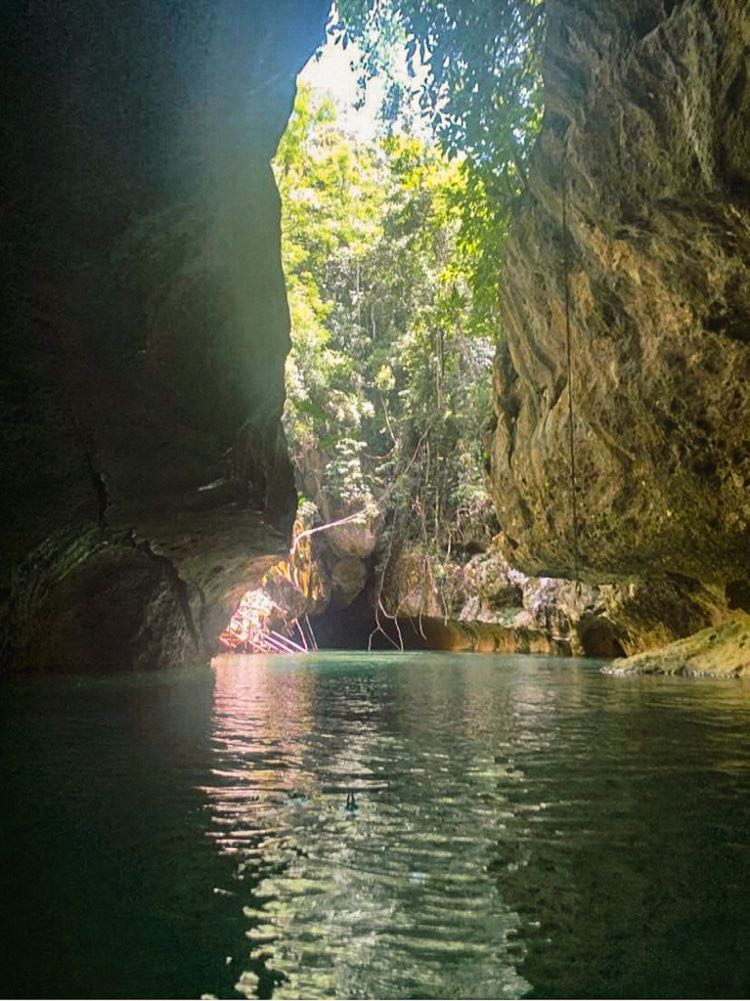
(379, 542, 629, 657)
(1, 0, 329, 671)
(490, 0, 750, 642)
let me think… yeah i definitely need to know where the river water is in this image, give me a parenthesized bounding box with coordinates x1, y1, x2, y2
(2, 652, 750, 999)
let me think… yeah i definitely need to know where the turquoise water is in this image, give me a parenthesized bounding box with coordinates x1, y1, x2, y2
(2, 652, 750, 999)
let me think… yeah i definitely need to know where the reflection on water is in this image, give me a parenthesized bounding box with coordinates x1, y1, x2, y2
(202, 654, 750, 1000)
(3, 653, 750, 999)
(204, 654, 531, 1000)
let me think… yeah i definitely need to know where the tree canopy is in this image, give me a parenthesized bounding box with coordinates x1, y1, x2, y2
(334, 0, 545, 171)
(274, 2, 548, 585)
(330, 0, 547, 325)
(274, 84, 496, 558)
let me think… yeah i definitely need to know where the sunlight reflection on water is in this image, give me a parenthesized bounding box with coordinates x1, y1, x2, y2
(204, 653, 534, 999)
(4, 652, 750, 998)
(199, 652, 750, 1000)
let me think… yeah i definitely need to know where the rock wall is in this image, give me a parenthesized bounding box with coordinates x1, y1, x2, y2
(380, 542, 629, 657)
(605, 613, 750, 677)
(1, 0, 329, 671)
(490, 0, 750, 629)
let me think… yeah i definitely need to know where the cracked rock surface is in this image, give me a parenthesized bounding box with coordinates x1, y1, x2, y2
(490, 0, 750, 605)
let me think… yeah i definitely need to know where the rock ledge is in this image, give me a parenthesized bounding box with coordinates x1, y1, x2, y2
(604, 613, 750, 677)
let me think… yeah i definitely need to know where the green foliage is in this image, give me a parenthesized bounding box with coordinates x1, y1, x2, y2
(333, 0, 545, 170)
(331, 0, 546, 331)
(274, 85, 495, 551)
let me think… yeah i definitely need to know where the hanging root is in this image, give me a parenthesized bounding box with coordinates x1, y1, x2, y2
(303, 615, 318, 651)
(219, 589, 311, 655)
(367, 597, 404, 652)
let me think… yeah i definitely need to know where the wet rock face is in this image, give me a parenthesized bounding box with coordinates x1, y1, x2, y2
(7, 528, 200, 674)
(605, 613, 750, 677)
(379, 542, 629, 657)
(1, 0, 328, 670)
(490, 0, 750, 586)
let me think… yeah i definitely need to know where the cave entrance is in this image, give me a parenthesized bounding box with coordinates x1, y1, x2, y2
(219, 5, 546, 655)
(306, 592, 379, 650)
(253, 22, 499, 653)
(577, 617, 627, 659)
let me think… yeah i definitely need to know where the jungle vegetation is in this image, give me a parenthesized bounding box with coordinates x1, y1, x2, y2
(275, 85, 495, 559)
(275, 1, 546, 570)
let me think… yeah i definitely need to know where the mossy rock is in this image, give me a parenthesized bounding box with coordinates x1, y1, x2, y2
(605, 614, 750, 677)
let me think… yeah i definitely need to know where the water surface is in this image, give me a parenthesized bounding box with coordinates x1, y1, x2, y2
(2, 652, 750, 998)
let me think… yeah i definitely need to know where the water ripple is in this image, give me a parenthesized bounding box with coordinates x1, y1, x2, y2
(202, 653, 534, 1000)
(197, 653, 750, 999)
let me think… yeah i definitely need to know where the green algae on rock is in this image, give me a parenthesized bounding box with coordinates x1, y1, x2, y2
(605, 614, 750, 677)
